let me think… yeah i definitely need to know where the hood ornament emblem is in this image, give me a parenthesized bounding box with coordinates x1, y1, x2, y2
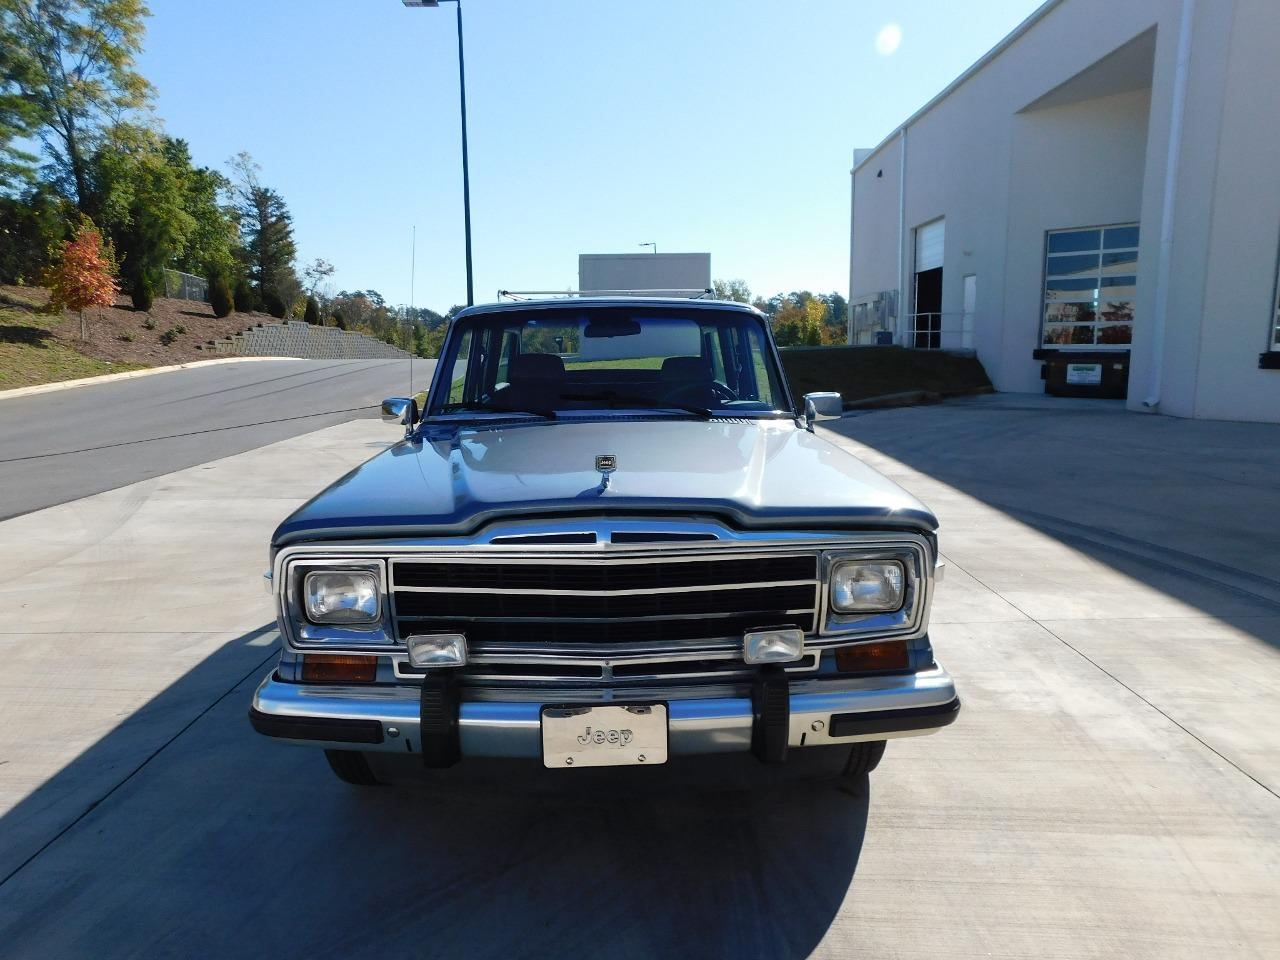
(595, 455, 617, 491)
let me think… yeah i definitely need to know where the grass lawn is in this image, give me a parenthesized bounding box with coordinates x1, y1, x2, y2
(0, 299, 145, 391)
(564, 356, 665, 370)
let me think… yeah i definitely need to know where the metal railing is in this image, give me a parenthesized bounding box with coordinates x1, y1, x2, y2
(905, 312, 973, 351)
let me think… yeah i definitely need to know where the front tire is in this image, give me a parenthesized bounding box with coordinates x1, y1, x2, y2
(841, 740, 886, 779)
(324, 749, 383, 786)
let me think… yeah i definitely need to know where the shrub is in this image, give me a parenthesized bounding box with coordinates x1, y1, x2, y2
(174, 323, 187, 335)
(262, 290, 287, 319)
(209, 273, 234, 318)
(142, 316, 156, 330)
(130, 270, 156, 312)
(159, 327, 180, 345)
(233, 279, 257, 313)
(304, 296, 320, 324)
(333, 309, 346, 330)
(119, 333, 134, 342)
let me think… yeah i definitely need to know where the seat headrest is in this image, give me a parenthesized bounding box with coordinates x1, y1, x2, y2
(660, 356, 711, 381)
(510, 353, 565, 379)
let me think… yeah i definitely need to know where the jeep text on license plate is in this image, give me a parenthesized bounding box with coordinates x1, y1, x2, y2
(541, 704, 668, 768)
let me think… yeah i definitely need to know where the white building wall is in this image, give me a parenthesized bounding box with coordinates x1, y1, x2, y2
(852, 0, 1280, 421)
(1181, 0, 1280, 421)
(849, 137, 903, 305)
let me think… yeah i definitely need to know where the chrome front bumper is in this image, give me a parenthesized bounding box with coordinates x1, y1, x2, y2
(250, 666, 960, 759)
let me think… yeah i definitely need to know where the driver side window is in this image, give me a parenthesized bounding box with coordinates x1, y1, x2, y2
(447, 329, 473, 403)
(494, 330, 519, 388)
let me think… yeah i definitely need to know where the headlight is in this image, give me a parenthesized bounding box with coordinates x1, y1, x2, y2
(830, 560, 905, 613)
(304, 570, 380, 625)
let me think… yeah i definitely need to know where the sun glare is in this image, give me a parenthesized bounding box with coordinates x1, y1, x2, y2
(875, 23, 903, 56)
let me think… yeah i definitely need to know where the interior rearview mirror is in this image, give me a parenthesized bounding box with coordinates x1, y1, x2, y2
(583, 317, 642, 338)
(803, 392, 842, 429)
(381, 396, 419, 426)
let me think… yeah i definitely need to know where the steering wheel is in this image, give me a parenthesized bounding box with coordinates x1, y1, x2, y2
(710, 381, 737, 403)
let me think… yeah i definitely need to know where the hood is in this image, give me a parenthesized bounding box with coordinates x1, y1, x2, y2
(272, 418, 937, 545)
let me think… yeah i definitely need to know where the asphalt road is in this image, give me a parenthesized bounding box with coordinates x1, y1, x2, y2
(0, 358, 434, 519)
(0, 398, 1277, 958)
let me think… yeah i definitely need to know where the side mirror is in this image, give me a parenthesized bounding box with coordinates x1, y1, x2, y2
(381, 396, 419, 426)
(803, 392, 842, 430)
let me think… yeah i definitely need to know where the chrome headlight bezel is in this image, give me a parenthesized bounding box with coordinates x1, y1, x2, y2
(819, 545, 928, 638)
(282, 558, 395, 647)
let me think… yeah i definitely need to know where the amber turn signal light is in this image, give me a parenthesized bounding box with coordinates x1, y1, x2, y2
(302, 654, 378, 683)
(834, 639, 909, 674)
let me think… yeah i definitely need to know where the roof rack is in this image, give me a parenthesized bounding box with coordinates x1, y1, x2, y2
(496, 288, 714, 301)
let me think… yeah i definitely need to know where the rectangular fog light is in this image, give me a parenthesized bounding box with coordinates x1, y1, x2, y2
(743, 627, 804, 664)
(405, 633, 468, 668)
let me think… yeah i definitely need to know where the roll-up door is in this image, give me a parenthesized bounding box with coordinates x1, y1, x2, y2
(915, 218, 945, 272)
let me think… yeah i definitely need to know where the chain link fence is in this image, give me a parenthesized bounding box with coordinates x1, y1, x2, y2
(162, 269, 208, 302)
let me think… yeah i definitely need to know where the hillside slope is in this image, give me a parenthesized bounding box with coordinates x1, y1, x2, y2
(0, 285, 275, 389)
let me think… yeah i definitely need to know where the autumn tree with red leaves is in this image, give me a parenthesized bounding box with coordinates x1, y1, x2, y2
(46, 220, 119, 340)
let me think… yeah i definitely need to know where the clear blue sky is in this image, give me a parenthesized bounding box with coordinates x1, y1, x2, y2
(139, 0, 1043, 312)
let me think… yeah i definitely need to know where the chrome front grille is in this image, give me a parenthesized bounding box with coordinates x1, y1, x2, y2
(388, 553, 821, 658)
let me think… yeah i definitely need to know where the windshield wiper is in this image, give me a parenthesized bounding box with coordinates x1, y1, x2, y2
(558, 391, 713, 419)
(440, 401, 557, 420)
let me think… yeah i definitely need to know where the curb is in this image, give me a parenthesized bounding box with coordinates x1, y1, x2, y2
(0, 356, 279, 401)
(842, 390, 935, 410)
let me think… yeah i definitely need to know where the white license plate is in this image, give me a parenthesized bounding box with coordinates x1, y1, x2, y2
(541, 704, 668, 769)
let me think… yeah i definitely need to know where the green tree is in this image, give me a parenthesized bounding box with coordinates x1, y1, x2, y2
(0, 0, 153, 208)
(303, 295, 319, 324)
(712, 278, 751, 303)
(87, 124, 191, 300)
(208, 269, 233, 318)
(0, 186, 67, 283)
(163, 138, 236, 281)
(229, 152, 297, 313)
(233, 276, 256, 312)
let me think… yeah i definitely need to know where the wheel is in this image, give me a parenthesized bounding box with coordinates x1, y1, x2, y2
(841, 740, 887, 778)
(324, 749, 383, 786)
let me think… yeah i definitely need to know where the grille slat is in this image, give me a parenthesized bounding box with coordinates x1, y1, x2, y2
(390, 553, 819, 653)
(393, 555, 816, 592)
(394, 584, 816, 620)
(397, 615, 815, 647)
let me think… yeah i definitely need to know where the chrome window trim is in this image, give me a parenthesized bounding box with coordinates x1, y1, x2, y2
(273, 522, 934, 658)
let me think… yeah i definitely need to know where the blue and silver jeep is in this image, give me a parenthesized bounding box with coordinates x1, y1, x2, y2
(250, 297, 959, 784)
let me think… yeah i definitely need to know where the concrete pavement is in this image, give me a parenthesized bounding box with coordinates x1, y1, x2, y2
(0, 356, 433, 520)
(0, 397, 1277, 959)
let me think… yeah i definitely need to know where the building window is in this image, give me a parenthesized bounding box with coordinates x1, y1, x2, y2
(1042, 224, 1138, 348)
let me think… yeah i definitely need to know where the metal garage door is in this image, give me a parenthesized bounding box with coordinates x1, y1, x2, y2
(915, 218, 945, 271)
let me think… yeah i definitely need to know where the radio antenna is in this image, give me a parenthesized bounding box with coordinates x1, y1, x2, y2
(408, 225, 416, 403)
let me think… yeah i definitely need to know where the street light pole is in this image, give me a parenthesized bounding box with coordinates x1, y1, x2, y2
(453, 0, 473, 306)
(403, 0, 474, 306)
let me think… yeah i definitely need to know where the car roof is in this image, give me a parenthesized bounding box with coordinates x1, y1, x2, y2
(452, 297, 765, 321)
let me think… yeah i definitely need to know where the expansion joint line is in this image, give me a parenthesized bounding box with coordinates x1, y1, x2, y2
(942, 555, 1279, 804)
(0, 634, 280, 890)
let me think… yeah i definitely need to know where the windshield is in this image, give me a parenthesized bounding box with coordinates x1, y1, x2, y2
(429, 306, 792, 419)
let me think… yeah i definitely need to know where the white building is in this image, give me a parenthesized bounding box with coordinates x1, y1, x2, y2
(848, 0, 1280, 422)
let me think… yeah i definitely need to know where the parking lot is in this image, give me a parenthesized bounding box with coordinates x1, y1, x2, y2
(0, 395, 1277, 959)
